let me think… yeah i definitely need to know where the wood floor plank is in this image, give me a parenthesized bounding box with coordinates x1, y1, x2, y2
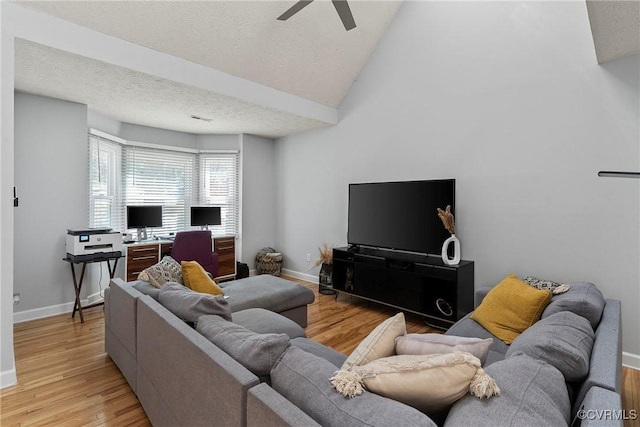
(1, 276, 638, 426)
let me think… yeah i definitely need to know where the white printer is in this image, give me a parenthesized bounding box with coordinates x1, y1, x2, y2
(66, 228, 123, 262)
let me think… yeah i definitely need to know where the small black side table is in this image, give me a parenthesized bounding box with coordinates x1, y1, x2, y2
(62, 253, 122, 323)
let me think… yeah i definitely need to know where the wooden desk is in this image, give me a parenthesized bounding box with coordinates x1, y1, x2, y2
(63, 253, 122, 323)
(213, 236, 236, 280)
(124, 240, 174, 281)
(124, 237, 236, 281)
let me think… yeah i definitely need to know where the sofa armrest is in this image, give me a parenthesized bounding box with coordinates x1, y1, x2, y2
(105, 278, 143, 390)
(136, 295, 259, 426)
(572, 299, 622, 418)
(571, 386, 623, 427)
(247, 383, 321, 427)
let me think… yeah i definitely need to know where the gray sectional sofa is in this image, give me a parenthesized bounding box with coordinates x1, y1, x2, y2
(105, 277, 623, 427)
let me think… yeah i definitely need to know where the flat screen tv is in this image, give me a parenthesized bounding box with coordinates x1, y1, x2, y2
(127, 205, 163, 240)
(191, 206, 221, 228)
(347, 179, 455, 256)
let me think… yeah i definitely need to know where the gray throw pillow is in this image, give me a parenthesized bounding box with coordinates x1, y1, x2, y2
(444, 354, 571, 427)
(231, 308, 306, 339)
(270, 346, 436, 427)
(196, 315, 290, 377)
(506, 311, 594, 382)
(158, 283, 231, 323)
(541, 282, 605, 329)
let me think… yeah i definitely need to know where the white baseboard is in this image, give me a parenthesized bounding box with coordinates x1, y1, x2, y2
(13, 292, 104, 324)
(623, 351, 640, 371)
(0, 367, 17, 389)
(249, 268, 318, 284)
(281, 268, 318, 284)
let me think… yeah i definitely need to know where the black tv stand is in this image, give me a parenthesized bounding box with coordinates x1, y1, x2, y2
(332, 246, 474, 329)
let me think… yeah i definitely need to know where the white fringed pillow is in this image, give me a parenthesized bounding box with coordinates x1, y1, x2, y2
(341, 312, 406, 370)
(395, 334, 493, 365)
(331, 352, 500, 414)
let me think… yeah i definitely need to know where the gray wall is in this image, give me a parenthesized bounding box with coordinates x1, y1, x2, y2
(14, 93, 90, 314)
(274, 1, 640, 358)
(87, 110, 121, 136)
(14, 105, 273, 318)
(1, 11, 16, 384)
(197, 134, 240, 151)
(240, 134, 277, 266)
(120, 122, 197, 148)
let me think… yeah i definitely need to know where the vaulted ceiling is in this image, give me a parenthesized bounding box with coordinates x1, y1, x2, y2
(11, 0, 640, 138)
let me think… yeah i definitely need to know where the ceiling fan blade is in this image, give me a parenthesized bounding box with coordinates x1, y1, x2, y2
(277, 0, 315, 21)
(331, 0, 356, 30)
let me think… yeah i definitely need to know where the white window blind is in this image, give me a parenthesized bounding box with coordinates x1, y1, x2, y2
(88, 132, 240, 239)
(123, 145, 196, 238)
(200, 152, 239, 236)
(88, 136, 123, 231)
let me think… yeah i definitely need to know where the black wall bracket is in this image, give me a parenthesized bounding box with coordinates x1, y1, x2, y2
(598, 171, 640, 178)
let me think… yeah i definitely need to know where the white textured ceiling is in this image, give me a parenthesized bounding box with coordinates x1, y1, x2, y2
(586, 0, 640, 63)
(13, 0, 402, 137)
(11, 1, 640, 138)
(15, 39, 330, 137)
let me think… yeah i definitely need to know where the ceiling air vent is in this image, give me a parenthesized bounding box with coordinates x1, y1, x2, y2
(190, 115, 213, 122)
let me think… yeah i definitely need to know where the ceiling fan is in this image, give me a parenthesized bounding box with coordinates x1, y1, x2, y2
(277, 0, 356, 31)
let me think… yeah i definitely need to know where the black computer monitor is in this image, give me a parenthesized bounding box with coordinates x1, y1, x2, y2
(190, 206, 221, 229)
(127, 205, 162, 240)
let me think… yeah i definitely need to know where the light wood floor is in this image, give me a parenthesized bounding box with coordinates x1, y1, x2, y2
(1, 277, 639, 426)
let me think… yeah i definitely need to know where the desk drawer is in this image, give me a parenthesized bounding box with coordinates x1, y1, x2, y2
(214, 236, 236, 278)
(127, 245, 158, 259)
(126, 245, 160, 281)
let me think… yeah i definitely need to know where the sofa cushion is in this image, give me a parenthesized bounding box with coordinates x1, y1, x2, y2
(220, 275, 315, 313)
(334, 352, 499, 415)
(197, 315, 290, 377)
(341, 312, 406, 370)
(542, 282, 605, 329)
(470, 274, 552, 344)
(158, 283, 231, 322)
(231, 308, 306, 339)
(445, 313, 509, 366)
(181, 260, 224, 296)
(506, 311, 594, 382)
(290, 337, 347, 367)
(270, 346, 436, 427)
(395, 333, 493, 366)
(247, 383, 322, 427)
(444, 354, 571, 427)
(132, 280, 161, 300)
(140, 256, 183, 288)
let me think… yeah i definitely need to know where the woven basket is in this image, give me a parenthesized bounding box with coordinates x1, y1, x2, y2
(255, 247, 283, 276)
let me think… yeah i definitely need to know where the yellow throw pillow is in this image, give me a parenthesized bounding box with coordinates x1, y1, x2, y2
(471, 274, 551, 344)
(181, 261, 224, 296)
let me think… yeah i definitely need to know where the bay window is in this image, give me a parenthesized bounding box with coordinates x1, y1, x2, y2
(88, 130, 239, 239)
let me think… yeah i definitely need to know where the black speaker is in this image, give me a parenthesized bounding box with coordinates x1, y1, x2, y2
(422, 291, 457, 330)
